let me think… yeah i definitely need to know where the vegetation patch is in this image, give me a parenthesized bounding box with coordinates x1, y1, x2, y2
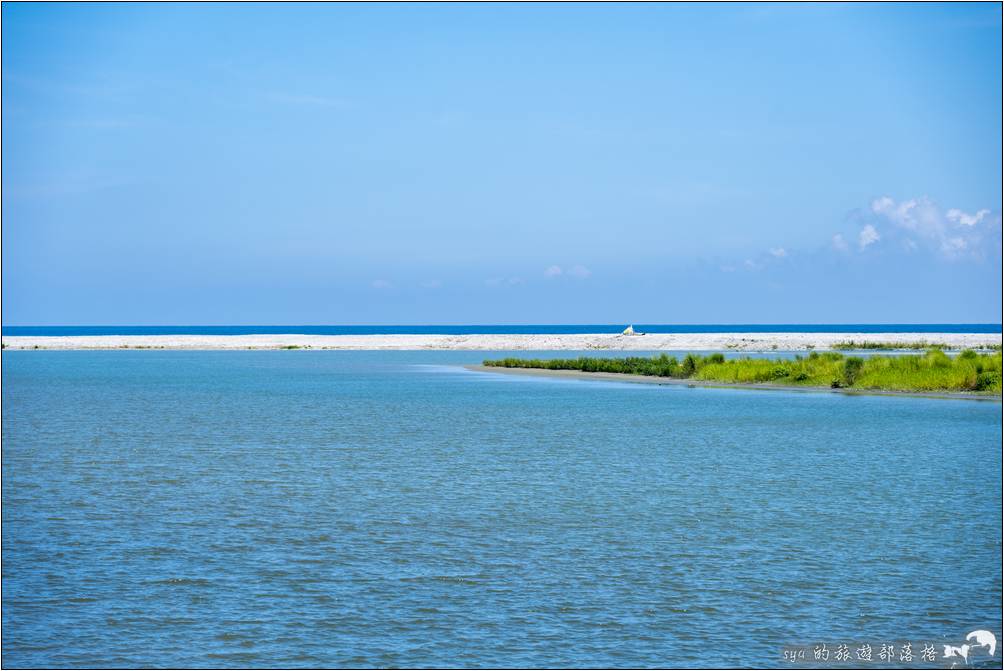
(831, 340, 1000, 351)
(483, 350, 1003, 394)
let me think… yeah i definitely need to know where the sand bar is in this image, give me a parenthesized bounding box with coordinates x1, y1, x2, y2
(1, 332, 1000, 351)
(465, 365, 1003, 401)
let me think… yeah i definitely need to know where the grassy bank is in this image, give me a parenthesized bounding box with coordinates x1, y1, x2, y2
(483, 350, 1003, 394)
(831, 340, 1001, 351)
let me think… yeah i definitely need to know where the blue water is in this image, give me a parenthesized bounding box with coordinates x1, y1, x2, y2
(3, 323, 1002, 336)
(2, 351, 1001, 668)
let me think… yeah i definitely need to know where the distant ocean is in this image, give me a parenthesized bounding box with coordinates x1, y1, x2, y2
(3, 323, 1001, 336)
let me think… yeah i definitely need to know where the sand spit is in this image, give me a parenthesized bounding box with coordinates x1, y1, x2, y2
(1, 332, 1000, 351)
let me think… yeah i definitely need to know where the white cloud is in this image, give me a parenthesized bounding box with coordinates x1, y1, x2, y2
(870, 195, 999, 259)
(568, 264, 592, 279)
(420, 279, 443, 289)
(544, 265, 563, 277)
(858, 224, 880, 249)
(946, 208, 990, 227)
(870, 196, 896, 215)
(719, 196, 997, 272)
(371, 279, 393, 289)
(871, 196, 944, 242)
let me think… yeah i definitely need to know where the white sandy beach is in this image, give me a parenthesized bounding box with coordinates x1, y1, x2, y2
(1, 332, 1000, 351)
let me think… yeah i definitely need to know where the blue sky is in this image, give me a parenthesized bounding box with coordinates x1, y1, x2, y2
(2, 2, 1001, 325)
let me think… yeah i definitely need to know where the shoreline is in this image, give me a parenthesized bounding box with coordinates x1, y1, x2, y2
(1, 332, 1000, 351)
(465, 365, 1003, 401)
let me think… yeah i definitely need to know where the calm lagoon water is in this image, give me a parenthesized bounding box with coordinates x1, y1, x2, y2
(2, 351, 1001, 668)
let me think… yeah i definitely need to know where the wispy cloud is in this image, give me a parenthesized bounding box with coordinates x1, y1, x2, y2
(3, 174, 137, 201)
(769, 247, 787, 258)
(420, 279, 443, 289)
(2, 72, 134, 103)
(545, 264, 591, 279)
(371, 279, 393, 289)
(58, 117, 149, 130)
(858, 224, 880, 249)
(267, 92, 349, 109)
(486, 276, 523, 287)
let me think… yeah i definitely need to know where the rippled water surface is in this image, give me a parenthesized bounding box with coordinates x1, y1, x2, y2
(3, 351, 1001, 667)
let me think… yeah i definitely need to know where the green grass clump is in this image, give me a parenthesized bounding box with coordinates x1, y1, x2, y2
(484, 353, 686, 377)
(831, 340, 951, 350)
(483, 350, 1003, 394)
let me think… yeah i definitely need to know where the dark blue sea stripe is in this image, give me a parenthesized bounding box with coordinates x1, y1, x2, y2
(3, 324, 1002, 336)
